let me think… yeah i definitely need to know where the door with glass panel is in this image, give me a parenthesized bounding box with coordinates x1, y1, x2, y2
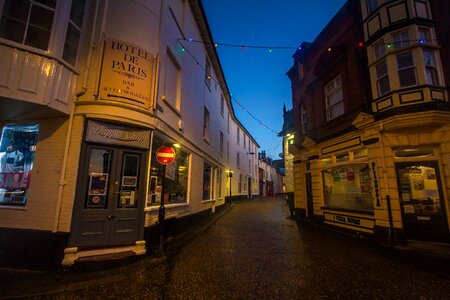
(396, 162, 448, 241)
(71, 145, 145, 247)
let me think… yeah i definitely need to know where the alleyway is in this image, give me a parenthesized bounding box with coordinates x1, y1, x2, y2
(17, 196, 450, 299)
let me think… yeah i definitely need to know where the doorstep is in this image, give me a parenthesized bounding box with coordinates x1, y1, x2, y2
(62, 240, 146, 266)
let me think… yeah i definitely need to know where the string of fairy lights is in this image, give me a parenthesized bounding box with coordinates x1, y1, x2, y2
(175, 35, 439, 155)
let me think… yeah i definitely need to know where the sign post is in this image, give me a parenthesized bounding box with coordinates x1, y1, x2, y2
(155, 146, 176, 255)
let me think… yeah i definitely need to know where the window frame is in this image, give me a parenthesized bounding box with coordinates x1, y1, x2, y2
(324, 75, 345, 121)
(396, 51, 417, 88)
(375, 59, 390, 96)
(203, 107, 210, 142)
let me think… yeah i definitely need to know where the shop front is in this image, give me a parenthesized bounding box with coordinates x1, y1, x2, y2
(66, 120, 150, 262)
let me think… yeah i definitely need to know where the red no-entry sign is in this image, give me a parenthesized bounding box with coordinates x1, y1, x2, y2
(155, 146, 176, 165)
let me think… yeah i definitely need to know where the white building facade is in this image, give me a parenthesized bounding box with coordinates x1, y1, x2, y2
(0, 0, 258, 267)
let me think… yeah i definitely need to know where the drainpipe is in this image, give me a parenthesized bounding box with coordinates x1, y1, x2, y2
(378, 123, 395, 246)
(52, 0, 101, 232)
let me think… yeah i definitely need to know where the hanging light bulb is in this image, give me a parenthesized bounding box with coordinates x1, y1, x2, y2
(269, 48, 273, 53)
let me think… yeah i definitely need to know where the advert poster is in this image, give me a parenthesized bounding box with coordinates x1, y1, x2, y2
(165, 161, 176, 180)
(99, 39, 153, 108)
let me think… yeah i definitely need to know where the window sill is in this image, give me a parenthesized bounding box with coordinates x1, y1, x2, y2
(0, 205, 27, 211)
(162, 99, 181, 117)
(201, 199, 216, 204)
(321, 206, 374, 216)
(145, 203, 189, 212)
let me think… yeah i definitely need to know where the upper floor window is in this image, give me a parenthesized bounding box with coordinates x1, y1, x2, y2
(227, 113, 230, 133)
(220, 95, 224, 117)
(418, 27, 431, 44)
(367, 0, 381, 14)
(373, 40, 386, 60)
(62, 0, 86, 65)
(392, 31, 410, 49)
(0, 0, 56, 50)
(243, 134, 246, 149)
(163, 49, 181, 110)
(376, 60, 390, 96)
(300, 103, 307, 133)
(203, 107, 210, 142)
(237, 152, 240, 169)
(205, 57, 211, 88)
(397, 51, 417, 87)
(237, 127, 240, 144)
(219, 131, 224, 157)
(423, 49, 439, 85)
(324, 75, 344, 121)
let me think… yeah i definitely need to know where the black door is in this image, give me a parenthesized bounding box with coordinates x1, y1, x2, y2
(396, 161, 448, 241)
(70, 144, 146, 247)
(306, 173, 313, 218)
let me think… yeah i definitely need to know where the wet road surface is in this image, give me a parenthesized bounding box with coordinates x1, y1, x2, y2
(33, 196, 450, 299)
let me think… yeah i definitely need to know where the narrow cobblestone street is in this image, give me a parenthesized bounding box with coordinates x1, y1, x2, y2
(27, 196, 450, 299)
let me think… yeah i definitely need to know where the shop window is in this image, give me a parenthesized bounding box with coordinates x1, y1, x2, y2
(217, 169, 222, 199)
(147, 136, 189, 206)
(376, 60, 390, 96)
(323, 164, 373, 211)
(324, 75, 344, 121)
(397, 52, 417, 87)
(0, 124, 39, 206)
(62, 0, 86, 65)
(423, 49, 439, 86)
(0, 0, 56, 50)
(202, 161, 213, 200)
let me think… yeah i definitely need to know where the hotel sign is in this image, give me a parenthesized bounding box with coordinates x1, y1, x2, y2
(99, 39, 153, 108)
(86, 120, 151, 149)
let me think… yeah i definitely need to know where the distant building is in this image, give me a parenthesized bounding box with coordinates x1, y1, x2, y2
(258, 151, 283, 196)
(288, 0, 450, 244)
(279, 104, 295, 193)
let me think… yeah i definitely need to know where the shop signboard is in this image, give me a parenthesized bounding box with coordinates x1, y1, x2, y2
(99, 39, 153, 108)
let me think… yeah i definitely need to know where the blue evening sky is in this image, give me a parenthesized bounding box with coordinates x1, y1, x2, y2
(202, 0, 347, 158)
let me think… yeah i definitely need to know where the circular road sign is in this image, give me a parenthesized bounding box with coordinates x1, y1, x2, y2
(155, 146, 176, 165)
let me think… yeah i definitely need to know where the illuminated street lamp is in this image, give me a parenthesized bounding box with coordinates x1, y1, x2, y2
(226, 170, 233, 198)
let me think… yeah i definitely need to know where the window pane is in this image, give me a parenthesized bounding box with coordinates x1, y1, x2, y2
(0, 17, 26, 43)
(148, 137, 189, 206)
(118, 154, 139, 208)
(25, 24, 51, 49)
(69, 0, 86, 28)
(376, 61, 388, 77)
(398, 68, 417, 87)
(2, 0, 30, 22)
(0, 124, 39, 207)
(323, 164, 373, 211)
(397, 52, 414, 69)
(378, 76, 390, 95)
(86, 149, 111, 208)
(29, 4, 54, 30)
(393, 31, 410, 49)
(35, 0, 56, 8)
(203, 162, 212, 200)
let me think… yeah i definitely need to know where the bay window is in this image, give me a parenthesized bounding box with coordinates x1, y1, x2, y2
(397, 52, 417, 87)
(376, 60, 390, 96)
(423, 49, 439, 86)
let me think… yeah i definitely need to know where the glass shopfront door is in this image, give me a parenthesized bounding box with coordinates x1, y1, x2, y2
(71, 144, 146, 247)
(396, 161, 448, 241)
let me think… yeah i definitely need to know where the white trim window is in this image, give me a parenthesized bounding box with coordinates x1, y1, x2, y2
(392, 31, 410, 49)
(62, 0, 87, 65)
(397, 51, 417, 87)
(324, 75, 344, 121)
(202, 161, 214, 200)
(376, 60, 390, 96)
(0, 0, 57, 50)
(203, 107, 210, 142)
(423, 49, 439, 86)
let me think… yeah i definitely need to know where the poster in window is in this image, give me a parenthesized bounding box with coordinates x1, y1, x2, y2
(122, 176, 137, 187)
(165, 161, 176, 180)
(87, 173, 108, 208)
